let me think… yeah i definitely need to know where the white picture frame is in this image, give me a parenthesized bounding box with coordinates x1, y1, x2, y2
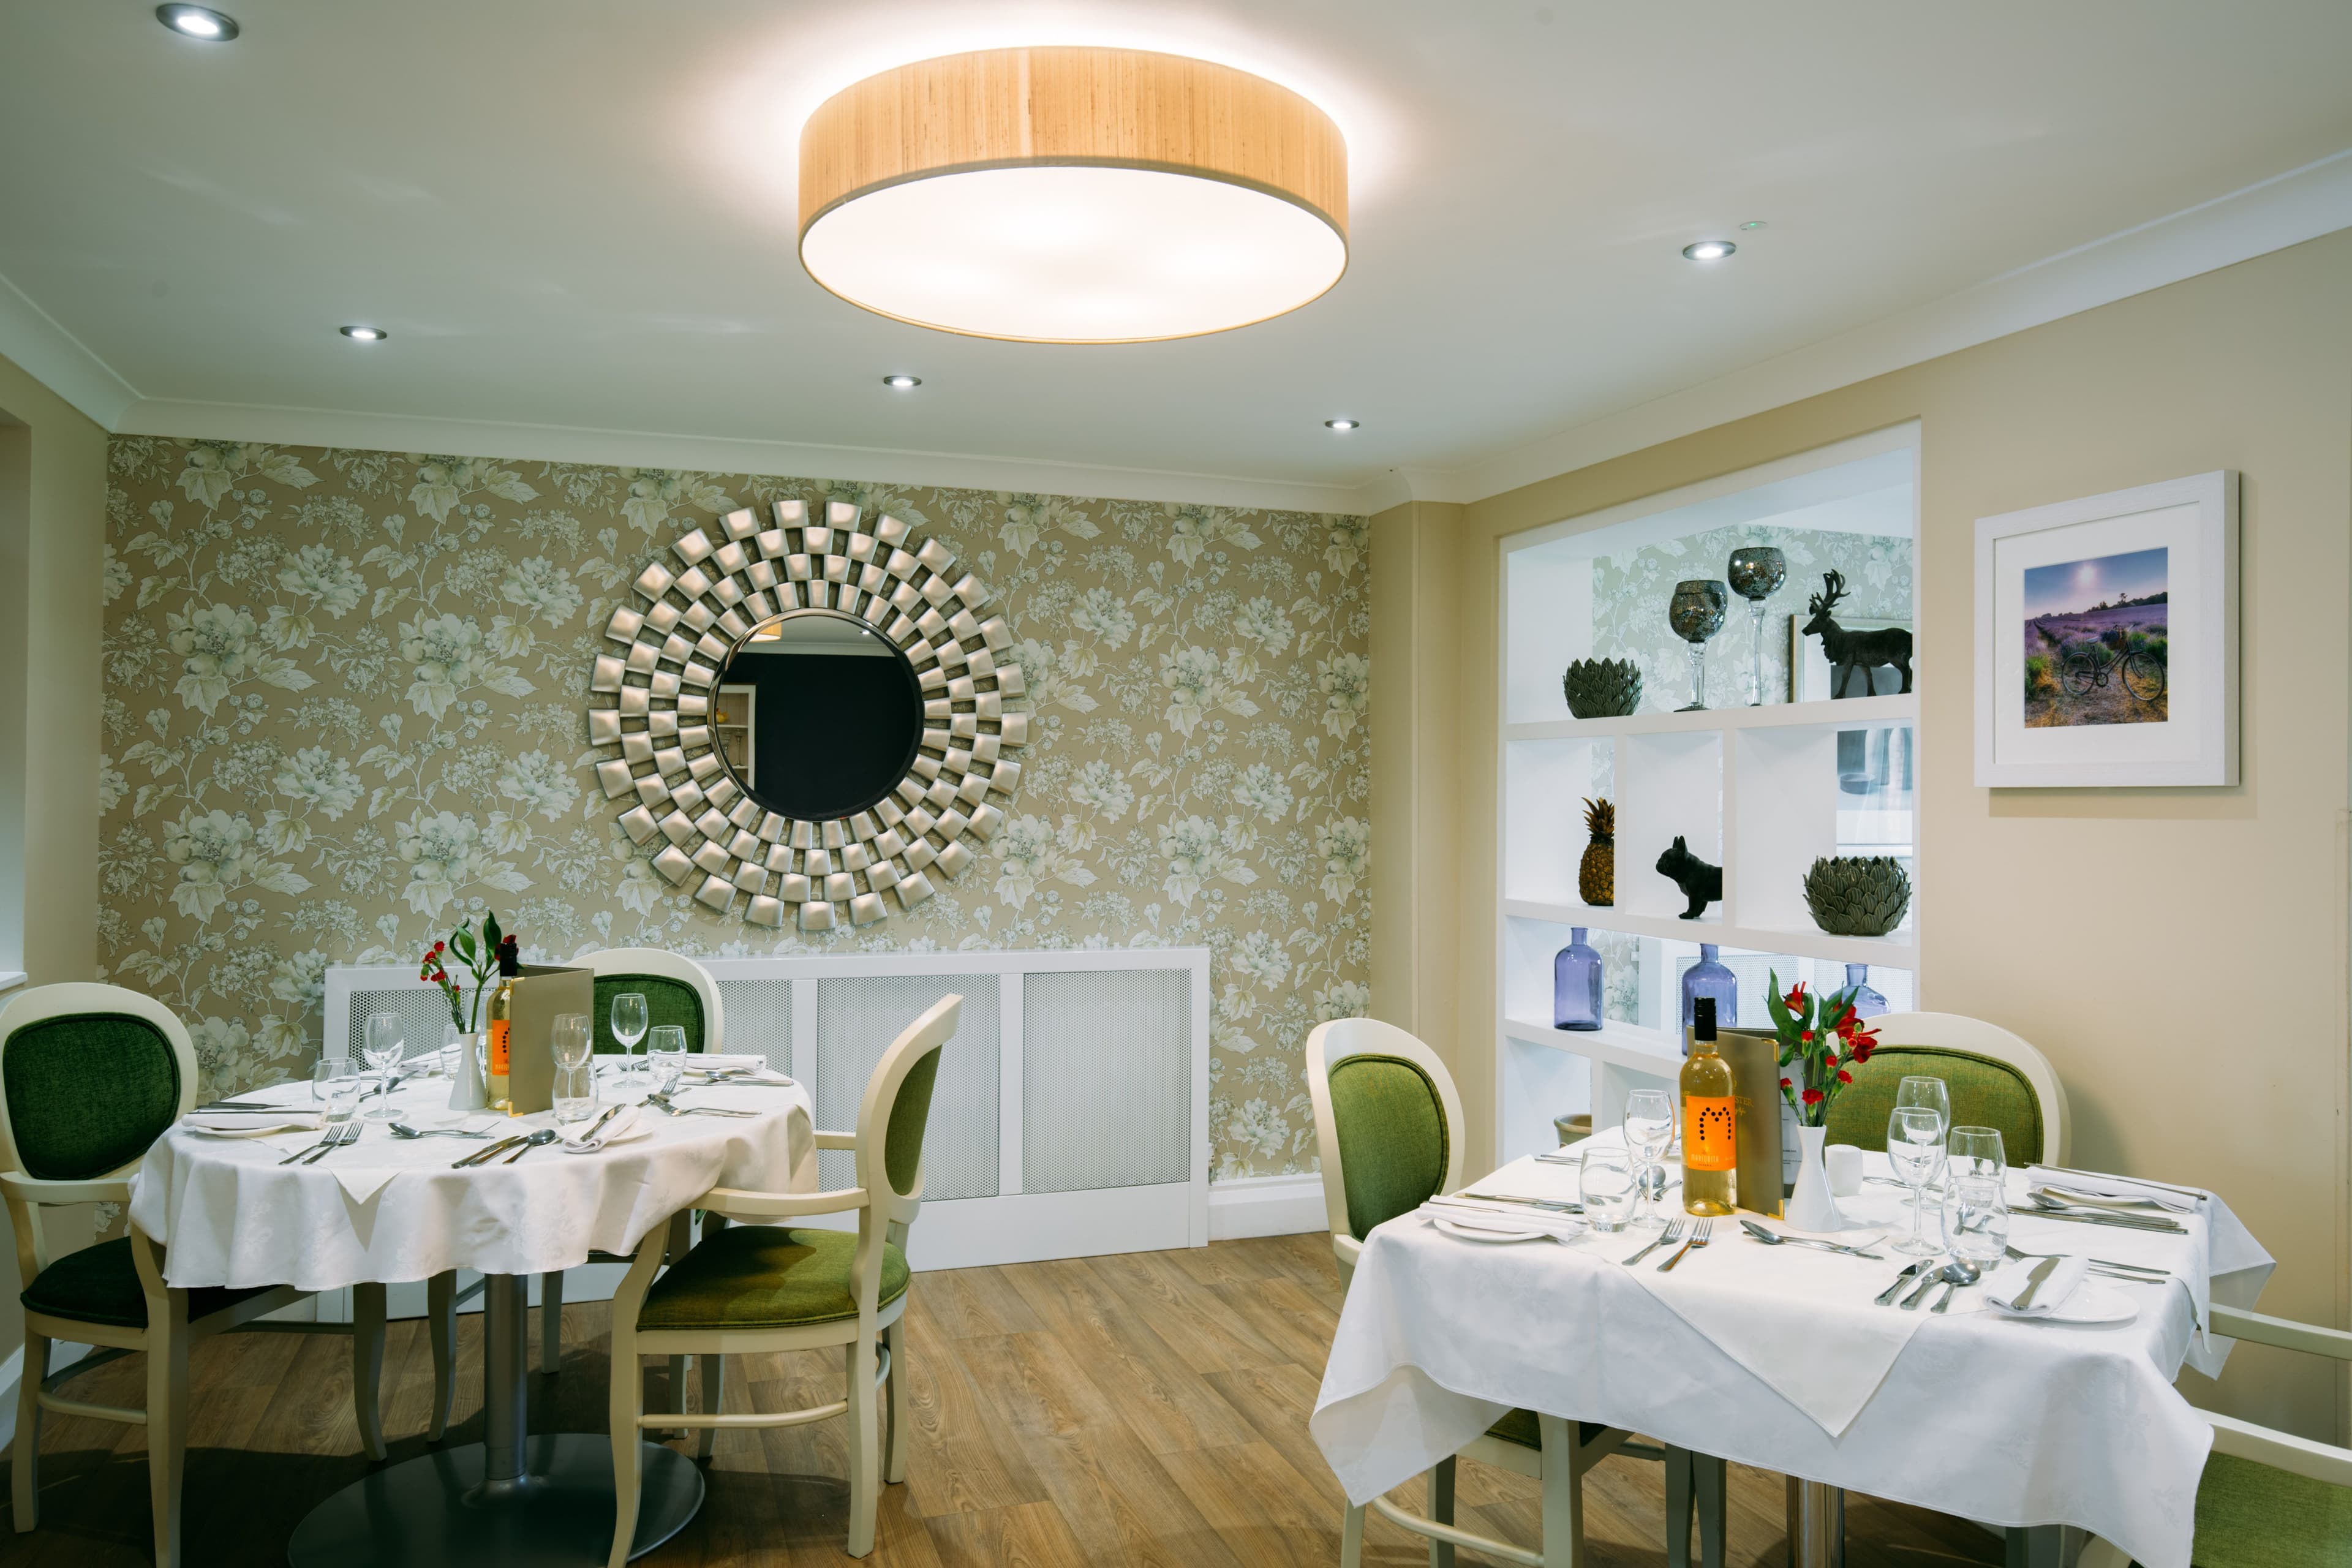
(1973, 470, 2237, 788)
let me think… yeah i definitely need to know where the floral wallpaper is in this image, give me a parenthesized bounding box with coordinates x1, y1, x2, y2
(96, 439, 1371, 1180)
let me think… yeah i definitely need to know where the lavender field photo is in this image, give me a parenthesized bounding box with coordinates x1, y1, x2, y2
(2022, 546, 2169, 727)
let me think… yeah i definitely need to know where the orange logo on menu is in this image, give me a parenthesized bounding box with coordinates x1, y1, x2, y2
(1684, 1095, 1737, 1171)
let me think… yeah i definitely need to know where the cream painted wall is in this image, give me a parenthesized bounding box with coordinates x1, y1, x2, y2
(1419, 229, 2352, 1441)
(0, 345, 108, 1409)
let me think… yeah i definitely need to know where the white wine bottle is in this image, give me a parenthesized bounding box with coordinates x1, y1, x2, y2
(1680, 996, 1738, 1215)
(484, 935, 519, 1115)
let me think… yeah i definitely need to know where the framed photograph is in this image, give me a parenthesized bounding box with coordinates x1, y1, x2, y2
(1974, 470, 2237, 787)
(1789, 614, 1912, 702)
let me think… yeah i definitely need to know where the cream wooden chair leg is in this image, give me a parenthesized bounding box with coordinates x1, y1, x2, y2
(538, 1270, 564, 1373)
(146, 1312, 191, 1568)
(845, 1337, 883, 1558)
(352, 1281, 389, 1461)
(883, 1319, 910, 1484)
(2076, 1538, 2130, 1568)
(1428, 1455, 1458, 1568)
(1341, 1502, 1368, 1568)
(695, 1353, 723, 1461)
(12, 1330, 46, 1530)
(1537, 1414, 1587, 1568)
(605, 1325, 644, 1568)
(426, 1270, 457, 1441)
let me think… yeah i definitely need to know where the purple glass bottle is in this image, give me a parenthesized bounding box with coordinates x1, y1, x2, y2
(1843, 963, 1888, 1019)
(1553, 927, 1602, 1031)
(1681, 944, 1737, 1053)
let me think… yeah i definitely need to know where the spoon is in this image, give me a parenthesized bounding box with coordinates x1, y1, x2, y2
(1739, 1219, 1885, 1260)
(388, 1123, 491, 1140)
(1929, 1257, 1981, 1313)
(500, 1129, 560, 1163)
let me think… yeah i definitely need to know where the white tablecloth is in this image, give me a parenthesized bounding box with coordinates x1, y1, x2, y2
(129, 1075, 816, 1291)
(1313, 1136, 2274, 1568)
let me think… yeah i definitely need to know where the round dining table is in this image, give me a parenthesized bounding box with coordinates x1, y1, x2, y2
(127, 1068, 816, 1567)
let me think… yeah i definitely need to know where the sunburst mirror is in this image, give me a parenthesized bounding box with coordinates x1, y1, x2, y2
(587, 500, 1027, 930)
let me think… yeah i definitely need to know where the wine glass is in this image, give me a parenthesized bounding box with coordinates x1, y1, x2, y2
(647, 1025, 688, 1096)
(360, 1012, 404, 1119)
(1891, 1077, 1950, 1207)
(610, 993, 649, 1084)
(312, 1058, 365, 1125)
(1947, 1125, 2007, 1186)
(1623, 1090, 1676, 1229)
(1886, 1106, 1947, 1256)
(550, 1012, 595, 1123)
(1578, 1148, 1638, 1234)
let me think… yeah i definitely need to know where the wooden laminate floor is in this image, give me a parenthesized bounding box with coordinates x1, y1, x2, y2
(0, 1234, 2002, 1567)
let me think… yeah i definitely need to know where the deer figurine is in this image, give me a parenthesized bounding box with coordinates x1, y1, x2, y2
(1801, 570, 1913, 697)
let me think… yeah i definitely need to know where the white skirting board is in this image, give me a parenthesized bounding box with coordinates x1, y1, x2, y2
(1207, 1172, 1327, 1240)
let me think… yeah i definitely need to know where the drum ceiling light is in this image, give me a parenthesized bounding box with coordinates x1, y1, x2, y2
(797, 47, 1348, 344)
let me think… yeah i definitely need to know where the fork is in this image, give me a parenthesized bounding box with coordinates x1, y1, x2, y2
(300, 1121, 362, 1164)
(1622, 1221, 1683, 1266)
(1657, 1218, 1712, 1272)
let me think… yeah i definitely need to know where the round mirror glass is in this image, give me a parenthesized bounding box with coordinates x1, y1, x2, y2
(710, 609, 924, 821)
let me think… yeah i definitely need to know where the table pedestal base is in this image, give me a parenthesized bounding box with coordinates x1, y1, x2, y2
(1784, 1477, 1845, 1568)
(287, 1436, 702, 1567)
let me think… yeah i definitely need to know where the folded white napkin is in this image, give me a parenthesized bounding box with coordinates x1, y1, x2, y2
(2026, 1166, 2203, 1214)
(1985, 1253, 2090, 1316)
(685, 1054, 782, 1076)
(186, 1109, 321, 1136)
(1420, 1199, 1585, 1243)
(559, 1105, 648, 1150)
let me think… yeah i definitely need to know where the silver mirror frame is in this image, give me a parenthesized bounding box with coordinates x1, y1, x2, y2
(587, 499, 1028, 932)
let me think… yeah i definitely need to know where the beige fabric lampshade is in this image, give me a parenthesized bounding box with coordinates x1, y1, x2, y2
(797, 47, 1350, 343)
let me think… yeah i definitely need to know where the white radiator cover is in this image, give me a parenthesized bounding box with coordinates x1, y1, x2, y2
(323, 947, 1210, 1273)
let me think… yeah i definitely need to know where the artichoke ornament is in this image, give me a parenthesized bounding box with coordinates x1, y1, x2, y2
(1562, 657, 1643, 719)
(1801, 856, 1913, 938)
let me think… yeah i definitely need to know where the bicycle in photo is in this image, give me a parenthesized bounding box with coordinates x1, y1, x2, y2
(2061, 638, 2165, 703)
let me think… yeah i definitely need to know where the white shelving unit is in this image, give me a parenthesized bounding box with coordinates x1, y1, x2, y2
(1496, 427, 1922, 1163)
(714, 683, 755, 788)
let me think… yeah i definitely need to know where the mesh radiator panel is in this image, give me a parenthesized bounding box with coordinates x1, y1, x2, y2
(341, 989, 461, 1064)
(815, 976, 998, 1200)
(711, 979, 792, 1071)
(1022, 969, 1190, 1193)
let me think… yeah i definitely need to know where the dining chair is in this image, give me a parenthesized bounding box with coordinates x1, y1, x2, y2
(2075, 1303, 2352, 1568)
(601, 992, 959, 1565)
(1305, 1016, 1727, 1568)
(0, 982, 398, 1568)
(1822, 1010, 2070, 1166)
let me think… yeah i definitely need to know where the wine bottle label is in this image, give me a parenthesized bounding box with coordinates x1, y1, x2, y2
(488, 1019, 511, 1077)
(1684, 1095, 1737, 1171)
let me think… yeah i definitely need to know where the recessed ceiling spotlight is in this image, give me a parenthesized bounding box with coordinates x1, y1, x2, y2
(339, 325, 386, 342)
(1682, 239, 1737, 262)
(156, 4, 238, 40)
(1738, 221, 1767, 231)
(881, 374, 921, 390)
(1325, 418, 1360, 431)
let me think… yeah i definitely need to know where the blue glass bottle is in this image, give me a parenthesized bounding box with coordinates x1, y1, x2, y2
(1844, 963, 1888, 1019)
(1553, 927, 1602, 1031)
(1681, 944, 1737, 1052)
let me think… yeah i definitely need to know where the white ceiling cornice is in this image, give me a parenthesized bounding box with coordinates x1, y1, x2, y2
(0, 268, 137, 429)
(1424, 145, 2352, 508)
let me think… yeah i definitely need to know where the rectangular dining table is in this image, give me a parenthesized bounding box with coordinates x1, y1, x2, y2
(1311, 1132, 2272, 1568)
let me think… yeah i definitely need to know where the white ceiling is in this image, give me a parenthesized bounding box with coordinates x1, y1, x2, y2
(3, 1, 2349, 513)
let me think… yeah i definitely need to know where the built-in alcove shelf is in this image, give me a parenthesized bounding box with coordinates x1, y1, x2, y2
(1504, 690, 1915, 742)
(1502, 899, 1917, 967)
(1499, 1014, 1684, 1076)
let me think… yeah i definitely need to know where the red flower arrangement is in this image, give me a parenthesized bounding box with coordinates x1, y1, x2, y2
(420, 911, 503, 1035)
(1763, 970, 1880, 1127)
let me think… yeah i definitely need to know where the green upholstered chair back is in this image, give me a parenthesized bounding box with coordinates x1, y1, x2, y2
(592, 973, 706, 1054)
(856, 995, 962, 1215)
(1327, 1054, 1450, 1240)
(2193, 1450, 2352, 1567)
(1823, 1044, 2046, 1164)
(883, 1045, 943, 1196)
(1, 1003, 185, 1182)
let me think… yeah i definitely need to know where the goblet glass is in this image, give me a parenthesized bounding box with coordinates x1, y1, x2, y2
(1891, 1076, 1950, 1206)
(1886, 1106, 1948, 1256)
(610, 992, 648, 1085)
(1725, 546, 1787, 705)
(1667, 579, 1728, 711)
(1623, 1090, 1676, 1229)
(361, 1012, 404, 1119)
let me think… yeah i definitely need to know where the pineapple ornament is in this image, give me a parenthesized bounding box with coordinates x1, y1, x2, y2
(1578, 797, 1615, 906)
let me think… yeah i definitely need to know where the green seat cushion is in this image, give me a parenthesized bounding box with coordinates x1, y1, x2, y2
(2193, 1450, 2352, 1567)
(1823, 1045, 2045, 1164)
(4, 1012, 182, 1182)
(1482, 1408, 1608, 1452)
(21, 1238, 276, 1330)
(1329, 1055, 1449, 1240)
(636, 1224, 908, 1332)
(592, 973, 706, 1055)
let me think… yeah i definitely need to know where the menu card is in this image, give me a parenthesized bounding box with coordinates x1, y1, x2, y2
(1716, 1026, 1787, 1218)
(502, 964, 593, 1115)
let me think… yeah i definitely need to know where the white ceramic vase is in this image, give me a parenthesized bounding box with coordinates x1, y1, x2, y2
(446, 1031, 488, 1112)
(1785, 1122, 1844, 1232)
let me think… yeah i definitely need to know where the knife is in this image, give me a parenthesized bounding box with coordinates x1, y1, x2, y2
(453, 1134, 529, 1167)
(2010, 1255, 2062, 1311)
(2010, 1205, 2185, 1234)
(1873, 1262, 1928, 1305)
